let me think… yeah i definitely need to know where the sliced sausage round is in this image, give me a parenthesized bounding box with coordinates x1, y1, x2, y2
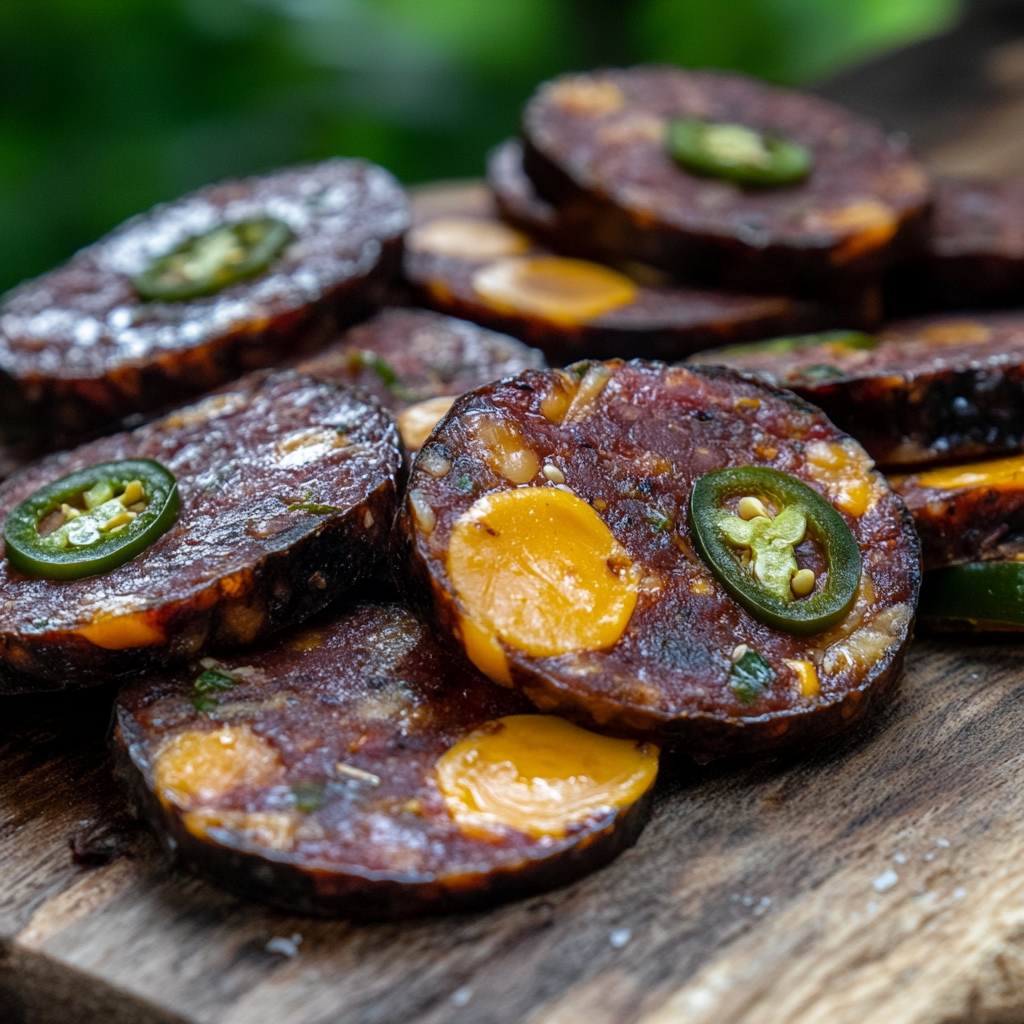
(888, 178, 1024, 313)
(0, 370, 402, 693)
(393, 360, 920, 758)
(406, 180, 837, 365)
(0, 160, 407, 442)
(489, 138, 575, 251)
(891, 454, 1024, 571)
(521, 68, 931, 299)
(490, 136, 884, 330)
(690, 313, 1024, 468)
(297, 307, 546, 451)
(112, 600, 659, 918)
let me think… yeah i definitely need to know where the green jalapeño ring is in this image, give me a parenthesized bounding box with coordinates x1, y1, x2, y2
(132, 216, 294, 302)
(918, 561, 1024, 632)
(706, 330, 878, 362)
(3, 459, 180, 581)
(689, 466, 861, 635)
(668, 119, 812, 187)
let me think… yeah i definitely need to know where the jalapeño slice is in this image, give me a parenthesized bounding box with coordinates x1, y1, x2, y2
(703, 330, 878, 362)
(132, 217, 293, 302)
(918, 561, 1024, 632)
(4, 459, 180, 581)
(668, 119, 812, 187)
(689, 467, 861, 634)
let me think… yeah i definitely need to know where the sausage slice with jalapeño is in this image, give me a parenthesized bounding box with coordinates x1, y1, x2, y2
(0, 370, 401, 693)
(394, 360, 920, 758)
(520, 67, 930, 300)
(0, 159, 407, 441)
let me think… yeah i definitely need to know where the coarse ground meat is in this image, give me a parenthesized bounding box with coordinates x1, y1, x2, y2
(113, 600, 656, 918)
(0, 159, 407, 441)
(394, 360, 919, 758)
(0, 370, 402, 693)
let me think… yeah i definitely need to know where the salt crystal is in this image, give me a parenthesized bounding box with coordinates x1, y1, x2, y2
(609, 927, 632, 948)
(873, 869, 899, 893)
(265, 933, 302, 957)
(451, 987, 472, 1006)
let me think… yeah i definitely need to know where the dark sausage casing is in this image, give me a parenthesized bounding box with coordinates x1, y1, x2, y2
(888, 178, 1024, 313)
(394, 361, 920, 758)
(0, 371, 402, 693)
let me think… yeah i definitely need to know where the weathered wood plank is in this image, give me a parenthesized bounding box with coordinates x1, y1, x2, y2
(9, 16, 1024, 1017)
(4, 639, 1024, 1024)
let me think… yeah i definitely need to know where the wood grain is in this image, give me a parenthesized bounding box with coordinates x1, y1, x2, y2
(9, 13, 1024, 1017)
(4, 638, 1024, 1024)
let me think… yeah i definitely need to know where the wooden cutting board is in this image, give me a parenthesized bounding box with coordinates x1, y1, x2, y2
(3, 636, 1024, 1024)
(8, 16, 1024, 1017)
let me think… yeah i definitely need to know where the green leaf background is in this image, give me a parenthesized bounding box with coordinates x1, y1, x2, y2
(0, 0, 960, 294)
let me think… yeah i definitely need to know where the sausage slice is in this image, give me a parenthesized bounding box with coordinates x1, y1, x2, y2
(112, 601, 659, 918)
(690, 313, 1024, 468)
(889, 178, 1024, 312)
(0, 160, 407, 441)
(891, 454, 1024, 571)
(489, 138, 586, 253)
(406, 179, 836, 365)
(298, 307, 546, 451)
(0, 370, 402, 693)
(393, 360, 920, 757)
(521, 68, 930, 299)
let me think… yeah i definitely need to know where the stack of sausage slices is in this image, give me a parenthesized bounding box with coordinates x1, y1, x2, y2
(3, 65, 1024, 919)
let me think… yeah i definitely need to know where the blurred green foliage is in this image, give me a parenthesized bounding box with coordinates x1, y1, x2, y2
(0, 0, 960, 294)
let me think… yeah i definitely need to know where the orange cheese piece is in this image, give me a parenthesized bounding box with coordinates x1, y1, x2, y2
(908, 453, 1024, 492)
(472, 256, 636, 325)
(435, 715, 658, 839)
(447, 487, 639, 663)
